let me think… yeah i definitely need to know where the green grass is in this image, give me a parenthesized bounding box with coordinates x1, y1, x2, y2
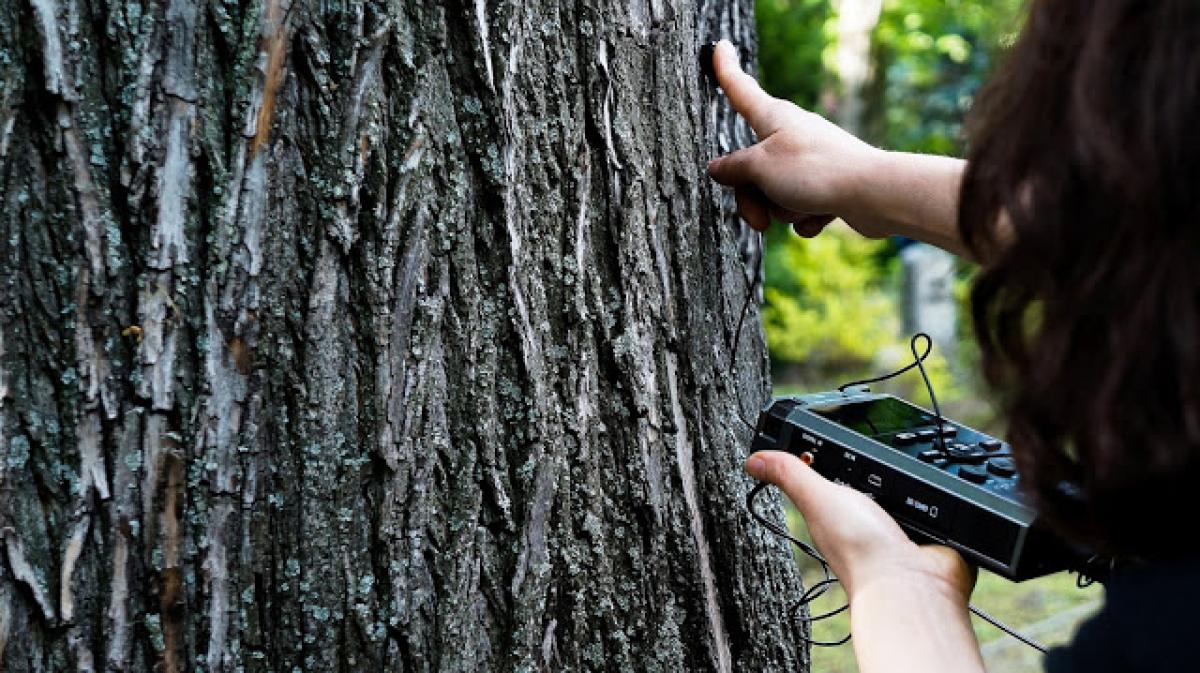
(783, 508, 1102, 672)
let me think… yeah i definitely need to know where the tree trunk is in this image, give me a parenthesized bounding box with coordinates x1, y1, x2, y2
(0, 0, 809, 670)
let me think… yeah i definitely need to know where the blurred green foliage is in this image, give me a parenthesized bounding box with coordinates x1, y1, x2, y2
(762, 223, 897, 374)
(753, 0, 1024, 394)
(755, 0, 834, 109)
(755, 0, 1025, 149)
(871, 0, 1026, 153)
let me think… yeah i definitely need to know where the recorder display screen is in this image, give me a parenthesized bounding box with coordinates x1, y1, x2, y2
(808, 397, 935, 439)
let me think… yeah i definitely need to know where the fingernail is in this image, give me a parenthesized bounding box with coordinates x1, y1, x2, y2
(706, 158, 719, 172)
(746, 456, 766, 480)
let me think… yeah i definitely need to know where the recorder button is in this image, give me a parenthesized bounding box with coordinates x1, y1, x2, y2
(958, 465, 989, 484)
(978, 439, 1003, 452)
(948, 444, 987, 463)
(917, 449, 943, 463)
(987, 457, 1017, 478)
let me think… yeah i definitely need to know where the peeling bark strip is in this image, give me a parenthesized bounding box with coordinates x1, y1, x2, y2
(0, 0, 812, 671)
(251, 0, 289, 157)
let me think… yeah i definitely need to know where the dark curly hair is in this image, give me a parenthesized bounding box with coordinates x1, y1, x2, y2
(959, 0, 1200, 559)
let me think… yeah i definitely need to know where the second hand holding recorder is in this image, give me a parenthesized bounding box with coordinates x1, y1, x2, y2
(751, 386, 1095, 581)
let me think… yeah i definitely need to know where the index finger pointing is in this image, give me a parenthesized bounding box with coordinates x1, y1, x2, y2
(713, 40, 783, 136)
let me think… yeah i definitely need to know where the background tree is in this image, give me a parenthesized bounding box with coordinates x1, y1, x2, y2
(0, 0, 810, 670)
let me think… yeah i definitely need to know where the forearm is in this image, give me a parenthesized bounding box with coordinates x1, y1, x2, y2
(706, 43, 976, 256)
(849, 151, 971, 259)
(849, 578, 985, 673)
(743, 453, 984, 672)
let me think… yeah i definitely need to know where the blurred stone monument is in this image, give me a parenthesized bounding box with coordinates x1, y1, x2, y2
(901, 241, 958, 356)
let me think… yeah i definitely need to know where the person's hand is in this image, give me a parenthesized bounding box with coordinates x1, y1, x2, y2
(746, 450, 976, 606)
(707, 40, 892, 239)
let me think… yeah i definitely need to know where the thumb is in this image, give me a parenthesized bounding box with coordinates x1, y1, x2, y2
(746, 450, 833, 516)
(707, 144, 764, 187)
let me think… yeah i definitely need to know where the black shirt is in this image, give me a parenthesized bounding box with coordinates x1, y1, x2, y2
(1044, 558, 1200, 672)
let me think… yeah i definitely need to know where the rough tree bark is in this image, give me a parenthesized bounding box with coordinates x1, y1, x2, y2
(0, 0, 810, 670)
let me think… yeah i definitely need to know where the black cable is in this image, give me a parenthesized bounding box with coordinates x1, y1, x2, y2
(839, 333, 950, 456)
(908, 334, 950, 456)
(748, 483, 852, 647)
(838, 334, 1011, 465)
(750, 463, 1050, 654)
(729, 256, 854, 646)
(837, 333, 935, 391)
(729, 233, 765, 434)
(969, 605, 1047, 654)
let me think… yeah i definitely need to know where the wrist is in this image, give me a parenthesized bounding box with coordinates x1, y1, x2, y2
(844, 547, 975, 610)
(840, 145, 891, 218)
(848, 566, 970, 609)
(846, 149, 971, 255)
(848, 567, 984, 673)
(837, 147, 911, 239)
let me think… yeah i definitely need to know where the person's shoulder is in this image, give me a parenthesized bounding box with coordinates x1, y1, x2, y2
(1045, 557, 1200, 673)
(1043, 598, 1122, 673)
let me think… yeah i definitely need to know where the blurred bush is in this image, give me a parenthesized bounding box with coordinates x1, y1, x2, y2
(762, 223, 897, 375)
